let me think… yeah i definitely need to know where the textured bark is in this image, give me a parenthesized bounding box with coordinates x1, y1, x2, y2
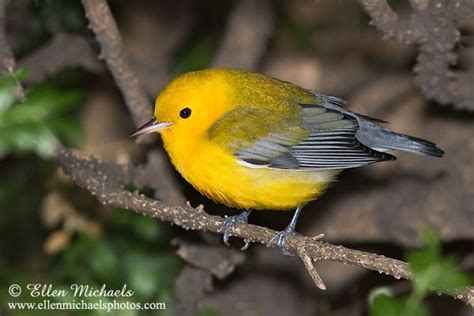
(359, 0, 474, 110)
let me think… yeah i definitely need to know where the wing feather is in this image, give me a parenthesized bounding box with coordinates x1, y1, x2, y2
(209, 100, 395, 171)
(288, 105, 394, 169)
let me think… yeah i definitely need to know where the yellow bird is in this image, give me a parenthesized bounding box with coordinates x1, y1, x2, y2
(132, 68, 443, 254)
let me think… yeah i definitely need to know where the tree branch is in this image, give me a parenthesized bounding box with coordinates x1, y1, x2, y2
(359, 0, 474, 110)
(81, 0, 152, 126)
(359, 0, 423, 44)
(55, 146, 474, 307)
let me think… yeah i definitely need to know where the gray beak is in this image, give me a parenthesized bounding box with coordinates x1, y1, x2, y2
(130, 118, 172, 137)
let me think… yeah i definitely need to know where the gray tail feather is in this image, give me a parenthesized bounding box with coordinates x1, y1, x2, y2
(375, 132, 444, 158)
(328, 103, 445, 158)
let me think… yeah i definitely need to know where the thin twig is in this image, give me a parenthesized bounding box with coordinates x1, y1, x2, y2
(297, 237, 326, 290)
(55, 146, 474, 307)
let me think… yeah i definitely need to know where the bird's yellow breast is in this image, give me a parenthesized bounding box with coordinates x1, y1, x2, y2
(161, 130, 336, 210)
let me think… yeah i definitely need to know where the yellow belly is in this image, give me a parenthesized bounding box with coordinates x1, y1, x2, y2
(165, 138, 338, 210)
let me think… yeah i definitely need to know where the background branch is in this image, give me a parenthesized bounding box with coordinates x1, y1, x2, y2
(18, 33, 103, 84)
(359, 0, 422, 44)
(212, 0, 275, 69)
(359, 0, 474, 110)
(81, 0, 152, 126)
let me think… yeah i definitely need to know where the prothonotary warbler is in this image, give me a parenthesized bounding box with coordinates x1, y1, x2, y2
(132, 68, 444, 254)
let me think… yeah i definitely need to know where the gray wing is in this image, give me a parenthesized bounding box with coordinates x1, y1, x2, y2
(287, 104, 395, 169)
(310, 92, 443, 157)
(236, 101, 395, 170)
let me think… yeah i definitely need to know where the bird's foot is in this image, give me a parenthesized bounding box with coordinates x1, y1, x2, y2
(221, 211, 251, 246)
(269, 205, 304, 256)
(269, 227, 300, 256)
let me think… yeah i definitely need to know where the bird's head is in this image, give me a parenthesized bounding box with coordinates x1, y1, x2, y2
(131, 69, 234, 141)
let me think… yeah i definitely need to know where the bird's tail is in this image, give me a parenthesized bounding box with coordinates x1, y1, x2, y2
(370, 130, 444, 157)
(355, 118, 444, 158)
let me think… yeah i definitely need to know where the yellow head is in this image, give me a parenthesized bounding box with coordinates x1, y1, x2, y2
(132, 69, 234, 143)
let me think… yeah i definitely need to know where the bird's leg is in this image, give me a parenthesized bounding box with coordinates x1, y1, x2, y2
(221, 210, 251, 246)
(269, 205, 304, 256)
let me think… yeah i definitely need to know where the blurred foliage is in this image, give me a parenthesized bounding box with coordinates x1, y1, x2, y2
(1, 208, 183, 316)
(170, 0, 231, 76)
(277, 6, 321, 53)
(0, 69, 83, 264)
(35, 0, 88, 35)
(56, 209, 183, 315)
(197, 307, 224, 316)
(369, 229, 472, 316)
(0, 70, 82, 158)
(171, 36, 218, 76)
(14, 0, 89, 58)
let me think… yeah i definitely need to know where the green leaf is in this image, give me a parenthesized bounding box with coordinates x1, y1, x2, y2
(124, 251, 182, 299)
(0, 69, 27, 112)
(407, 229, 440, 275)
(370, 293, 430, 316)
(85, 238, 119, 282)
(0, 124, 58, 158)
(132, 215, 161, 241)
(430, 257, 471, 290)
(368, 229, 472, 316)
(48, 118, 83, 145)
(0, 72, 83, 157)
(407, 228, 472, 292)
(370, 293, 406, 316)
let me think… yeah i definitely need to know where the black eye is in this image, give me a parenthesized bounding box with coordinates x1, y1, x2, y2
(179, 107, 192, 119)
